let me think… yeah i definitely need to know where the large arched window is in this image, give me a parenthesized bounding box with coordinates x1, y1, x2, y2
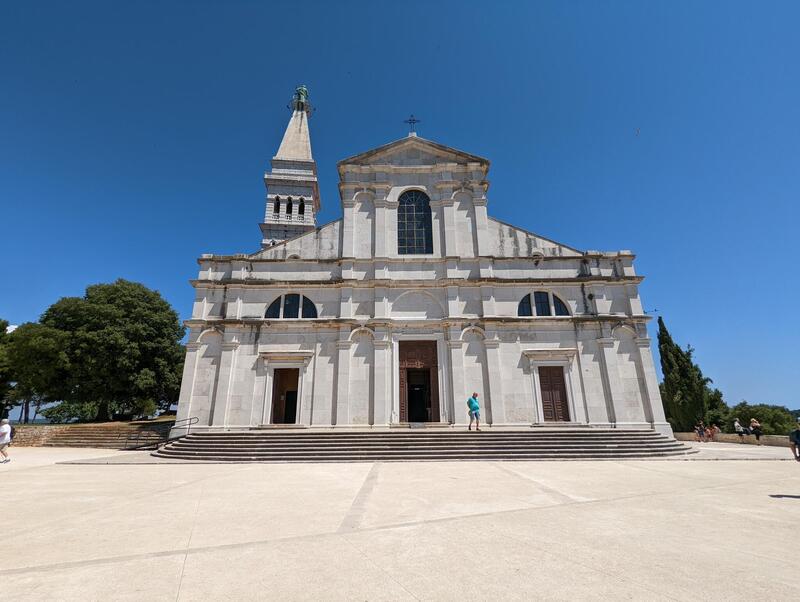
(286, 197, 293, 215)
(397, 190, 433, 254)
(518, 292, 571, 317)
(298, 198, 305, 216)
(273, 196, 280, 214)
(265, 294, 318, 319)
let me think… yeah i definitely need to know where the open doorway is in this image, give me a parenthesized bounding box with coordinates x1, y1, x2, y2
(271, 368, 299, 424)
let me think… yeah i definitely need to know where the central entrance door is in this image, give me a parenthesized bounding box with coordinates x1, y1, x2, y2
(271, 368, 299, 424)
(399, 341, 439, 422)
(538, 366, 570, 421)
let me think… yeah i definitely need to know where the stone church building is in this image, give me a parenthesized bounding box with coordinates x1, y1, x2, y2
(175, 87, 672, 436)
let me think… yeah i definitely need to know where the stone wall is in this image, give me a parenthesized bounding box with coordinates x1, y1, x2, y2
(675, 432, 791, 448)
(11, 425, 72, 446)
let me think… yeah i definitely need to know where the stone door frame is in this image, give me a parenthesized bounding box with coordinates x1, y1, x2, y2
(522, 349, 581, 425)
(258, 352, 313, 426)
(392, 333, 450, 424)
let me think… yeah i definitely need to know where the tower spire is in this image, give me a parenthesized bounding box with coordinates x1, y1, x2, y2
(260, 85, 321, 248)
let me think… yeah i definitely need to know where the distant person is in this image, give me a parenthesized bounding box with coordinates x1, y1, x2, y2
(790, 419, 800, 462)
(467, 392, 481, 432)
(749, 418, 763, 445)
(0, 418, 11, 463)
(734, 418, 746, 443)
(710, 424, 721, 442)
(695, 421, 706, 442)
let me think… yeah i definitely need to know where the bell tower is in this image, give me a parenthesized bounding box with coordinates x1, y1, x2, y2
(260, 85, 321, 247)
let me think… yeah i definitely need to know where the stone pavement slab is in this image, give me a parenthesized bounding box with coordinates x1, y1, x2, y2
(1, 447, 798, 600)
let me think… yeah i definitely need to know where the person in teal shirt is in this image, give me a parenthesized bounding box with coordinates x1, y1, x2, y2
(467, 393, 481, 431)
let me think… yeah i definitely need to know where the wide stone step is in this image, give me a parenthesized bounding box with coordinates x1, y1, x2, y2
(153, 430, 693, 462)
(164, 439, 686, 449)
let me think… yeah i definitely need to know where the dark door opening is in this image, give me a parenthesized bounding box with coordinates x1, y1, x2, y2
(271, 368, 299, 424)
(539, 366, 570, 421)
(407, 369, 431, 422)
(399, 341, 439, 423)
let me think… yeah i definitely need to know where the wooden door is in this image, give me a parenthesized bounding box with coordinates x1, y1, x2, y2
(399, 341, 439, 422)
(539, 366, 570, 422)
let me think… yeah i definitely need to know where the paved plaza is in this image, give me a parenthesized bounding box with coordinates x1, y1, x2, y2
(1, 444, 798, 601)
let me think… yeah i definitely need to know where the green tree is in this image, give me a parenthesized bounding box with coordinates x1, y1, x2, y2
(5, 322, 71, 422)
(705, 387, 729, 429)
(0, 319, 13, 418)
(727, 401, 796, 436)
(657, 316, 711, 432)
(36, 279, 185, 422)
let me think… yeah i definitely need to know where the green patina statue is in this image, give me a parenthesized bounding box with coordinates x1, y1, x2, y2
(295, 84, 309, 103)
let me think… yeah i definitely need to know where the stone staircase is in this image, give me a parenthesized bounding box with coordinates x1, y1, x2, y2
(152, 429, 695, 462)
(42, 421, 173, 449)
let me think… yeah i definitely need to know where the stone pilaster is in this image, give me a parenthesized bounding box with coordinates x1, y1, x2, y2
(373, 196, 388, 258)
(440, 196, 458, 256)
(448, 337, 467, 425)
(174, 342, 202, 433)
(334, 333, 352, 425)
(483, 336, 504, 425)
(341, 198, 355, 258)
(635, 337, 670, 431)
(473, 195, 491, 256)
(372, 335, 391, 425)
(211, 340, 240, 427)
(597, 338, 620, 424)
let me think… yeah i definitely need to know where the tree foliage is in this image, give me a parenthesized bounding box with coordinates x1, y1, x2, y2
(657, 316, 797, 435)
(724, 402, 796, 436)
(4, 322, 70, 422)
(12, 279, 185, 422)
(0, 319, 13, 418)
(657, 316, 710, 432)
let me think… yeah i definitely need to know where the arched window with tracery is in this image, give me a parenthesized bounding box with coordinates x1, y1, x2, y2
(518, 292, 571, 317)
(273, 196, 280, 214)
(298, 198, 305, 216)
(286, 197, 293, 215)
(265, 295, 318, 319)
(397, 190, 433, 254)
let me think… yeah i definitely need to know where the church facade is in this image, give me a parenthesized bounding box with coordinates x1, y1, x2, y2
(175, 88, 672, 436)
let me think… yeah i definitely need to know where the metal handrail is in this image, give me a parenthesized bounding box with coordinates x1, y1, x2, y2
(124, 416, 199, 451)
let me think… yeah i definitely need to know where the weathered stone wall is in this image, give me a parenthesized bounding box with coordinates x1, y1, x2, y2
(675, 432, 791, 448)
(11, 425, 71, 446)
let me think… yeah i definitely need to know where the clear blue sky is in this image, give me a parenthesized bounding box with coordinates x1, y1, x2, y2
(1, 1, 797, 409)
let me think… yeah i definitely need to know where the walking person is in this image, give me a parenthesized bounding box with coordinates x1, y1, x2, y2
(467, 392, 481, 432)
(789, 419, 800, 462)
(734, 418, 746, 443)
(750, 418, 763, 445)
(0, 418, 11, 464)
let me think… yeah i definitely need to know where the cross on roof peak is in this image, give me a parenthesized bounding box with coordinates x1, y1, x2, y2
(403, 114, 421, 136)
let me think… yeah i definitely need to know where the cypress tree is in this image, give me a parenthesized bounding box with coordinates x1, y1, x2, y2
(657, 316, 710, 432)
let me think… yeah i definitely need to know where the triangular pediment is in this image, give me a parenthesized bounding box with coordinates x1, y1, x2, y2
(337, 135, 489, 169)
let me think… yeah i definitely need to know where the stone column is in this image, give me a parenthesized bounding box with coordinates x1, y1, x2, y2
(334, 331, 352, 426)
(597, 338, 621, 424)
(211, 340, 239, 427)
(372, 334, 391, 425)
(483, 336, 504, 425)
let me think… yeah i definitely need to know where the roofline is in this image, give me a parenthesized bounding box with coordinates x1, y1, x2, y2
(336, 135, 490, 169)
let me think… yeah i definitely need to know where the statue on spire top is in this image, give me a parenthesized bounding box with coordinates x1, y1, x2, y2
(291, 85, 311, 113)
